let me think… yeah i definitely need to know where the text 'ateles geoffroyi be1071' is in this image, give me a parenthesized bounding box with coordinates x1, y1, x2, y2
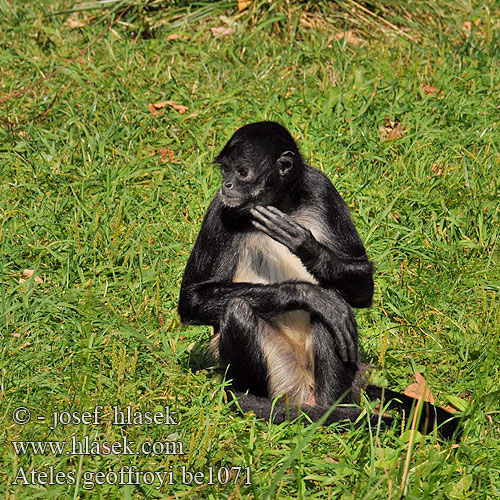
(178, 121, 460, 439)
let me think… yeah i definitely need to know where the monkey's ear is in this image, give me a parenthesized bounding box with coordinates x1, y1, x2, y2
(277, 151, 295, 176)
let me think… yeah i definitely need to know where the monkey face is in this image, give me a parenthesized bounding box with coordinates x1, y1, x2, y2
(218, 161, 292, 209)
(218, 161, 257, 207)
(215, 122, 302, 210)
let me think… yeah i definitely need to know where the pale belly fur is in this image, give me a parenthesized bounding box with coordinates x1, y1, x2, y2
(229, 224, 320, 405)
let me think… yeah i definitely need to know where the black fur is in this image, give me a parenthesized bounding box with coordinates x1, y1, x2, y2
(178, 121, 460, 439)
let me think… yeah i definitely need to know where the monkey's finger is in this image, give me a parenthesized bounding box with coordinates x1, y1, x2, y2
(265, 205, 298, 224)
(254, 205, 285, 218)
(250, 212, 289, 238)
(329, 324, 348, 363)
(250, 206, 293, 229)
(262, 205, 285, 216)
(343, 326, 357, 364)
(254, 205, 298, 229)
(252, 206, 298, 236)
(336, 337, 349, 364)
(251, 212, 292, 242)
(346, 314, 357, 340)
(251, 220, 289, 246)
(265, 205, 305, 230)
(335, 317, 357, 364)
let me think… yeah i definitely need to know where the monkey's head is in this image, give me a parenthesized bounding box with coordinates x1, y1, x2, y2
(214, 121, 303, 210)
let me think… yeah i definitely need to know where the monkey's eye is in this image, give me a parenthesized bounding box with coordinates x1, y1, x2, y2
(237, 167, 249, 178)
(220, 164, 229, 174)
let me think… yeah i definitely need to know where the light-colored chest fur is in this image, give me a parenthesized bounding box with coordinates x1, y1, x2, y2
(233, 231, 316, 285)
(233, 211, 326, 285)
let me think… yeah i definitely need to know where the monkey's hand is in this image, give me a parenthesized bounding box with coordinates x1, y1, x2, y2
(311, 287, 358, 364)
(250, 205, 317, 256)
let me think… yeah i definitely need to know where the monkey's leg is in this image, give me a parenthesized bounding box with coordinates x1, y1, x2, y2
(219, 298, 332, 404)
(309, 320, 359, 407)
(218, 297, 270, 397)
(219, 299, 387, 428)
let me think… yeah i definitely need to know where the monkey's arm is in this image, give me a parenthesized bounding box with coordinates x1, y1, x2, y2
(180, 281, 357, 363)
(178, 281, 357, 362)
(178, 202, 358, 363)
(250, 204, 373, 308)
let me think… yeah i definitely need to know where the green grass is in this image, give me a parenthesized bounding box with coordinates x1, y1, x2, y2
(1, 1, 499, 498)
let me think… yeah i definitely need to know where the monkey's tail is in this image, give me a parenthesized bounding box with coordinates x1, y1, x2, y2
(364, 385, 462, 440)
(227, 387, 462, 440)
(227, 390, 389, 429)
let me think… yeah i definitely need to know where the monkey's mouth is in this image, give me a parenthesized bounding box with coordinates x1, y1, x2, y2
(221, 191, 246, 208)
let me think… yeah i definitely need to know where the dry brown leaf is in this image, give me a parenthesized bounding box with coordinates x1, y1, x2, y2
(165, 100, 187, 114)
(166, 34, 189, 41)
(237, 0, 252, 12)
(19, 269, 43, 284)
(147, 103, 158, 117)
(462, 21, 472, 32)
(422, 82, 441, 95)
(22, 269, 34, 278)
(152, 147, 175, 164)
(403, 372, 435, 403)
(158, 147, 174, 163)
(65, 14, 86, 29)
(335, 30, 362, 46)
(148, 100, 188, 116)
(209, 26, 234, 37)
(442, 404, 459, 413)
(431, 163, 443, 176)
(378, 116, 405, 141)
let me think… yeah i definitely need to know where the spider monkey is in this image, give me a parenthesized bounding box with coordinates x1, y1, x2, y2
(178, 121, 460, 439)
